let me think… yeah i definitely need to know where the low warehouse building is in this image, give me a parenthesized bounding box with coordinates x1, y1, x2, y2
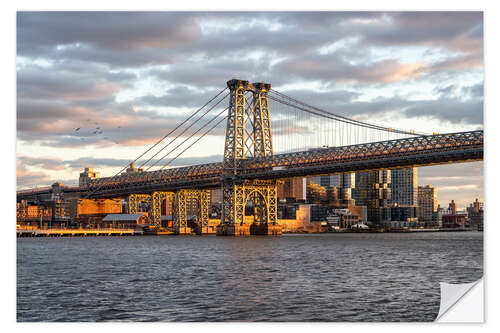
(102, 213, 151, 229)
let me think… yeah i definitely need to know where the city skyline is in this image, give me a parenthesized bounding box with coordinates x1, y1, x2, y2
(16, 12, 483, 208)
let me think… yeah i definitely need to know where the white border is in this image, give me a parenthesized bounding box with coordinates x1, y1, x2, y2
(3, 1, 498, 332)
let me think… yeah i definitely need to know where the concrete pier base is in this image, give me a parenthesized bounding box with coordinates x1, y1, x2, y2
(216, 224, 251, 236)
(250, 224, 283, 236)
(194, 226, 211, 235)
(175, 227, 192, 235)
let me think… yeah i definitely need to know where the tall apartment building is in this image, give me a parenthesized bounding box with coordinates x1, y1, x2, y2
(277, 177, 307, 202)
(353, 170, 391, 225)
(391, 167, 418, 206)
(448, 200, 457, 215)
(308, 175, 339, 189)
(339, 173, 355, 201)
(418, 185, 438, 224)
(306, 181, 327, 204)
(469, 198, 483, 211)
(467, 198, 484, 228)
(352, 172, 370, 206)
(308, 173, 354, 204)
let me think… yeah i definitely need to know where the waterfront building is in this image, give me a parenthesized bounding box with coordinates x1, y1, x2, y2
(442, 214, 467, 228)
(277, 203, 298, 220)
(79, 167, 99, 187)
(306, 181, 327, 204)
(319, 175, 340, 189)
(307, 166, 339, 189)
(432, 211, 443, 228)
(102, 213, 150, 229)
(391, 168, 418, 206)
(418, 185, 438, 225)
(277, 177, 306, 202)
(326, 208, 360, 228)
(469, 198, 483, 211)
(390, 204, 419, 226)
(437, 204, 447, 215)
(467, 198, 484, 228)
(310, 205, 330, 223)
(16, 201, 53, 227)
(353, 170, 391, 225)
(347, 204, 367, 223)
(71, 198, 122, 218)
(308, 173, 354, 205)
(448, 200, 457, 215)
(294, 204, 365, 228)
(326, 187, 340, 205)
(339, 172, 355, 202)
(308, 176, 322, 186)
(352, 172, 369, 206)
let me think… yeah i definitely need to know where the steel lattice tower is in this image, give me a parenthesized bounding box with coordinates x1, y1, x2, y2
(218, 79, 282, 236)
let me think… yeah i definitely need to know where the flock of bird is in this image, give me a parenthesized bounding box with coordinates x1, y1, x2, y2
(72, 118, 122, 142)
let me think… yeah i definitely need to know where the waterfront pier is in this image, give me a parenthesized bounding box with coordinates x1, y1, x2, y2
(17, 228, 141, 237)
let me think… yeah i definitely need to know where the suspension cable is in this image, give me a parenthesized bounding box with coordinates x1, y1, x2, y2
(268, 94, 381, 133)
(270, 89, 391, 133)
(270, 90, 402, 135)
(139, 91, 229, 169)
(159, 115, 228, 170)
(83, 87, 228, 198)
(148, 106, 229, 171)
(270, 89, 427, 136)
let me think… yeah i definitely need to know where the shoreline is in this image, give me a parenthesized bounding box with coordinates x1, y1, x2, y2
(17, 227, 481, 238)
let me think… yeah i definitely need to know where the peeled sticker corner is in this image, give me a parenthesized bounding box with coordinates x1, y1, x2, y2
(435, 278, 483, 322)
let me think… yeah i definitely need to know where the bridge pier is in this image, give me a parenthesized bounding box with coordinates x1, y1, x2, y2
(173, 189, 210, 235)
(152, 191, 174, 229)
(216, 224, 251, 236)
(128, 194, 152, 215)
(217, 179, 282, 236)
(250, 224, 283, 236)
(175, 226, 193, 235)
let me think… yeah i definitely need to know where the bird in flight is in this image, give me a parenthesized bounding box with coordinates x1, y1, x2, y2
(75, 127, 80, 131)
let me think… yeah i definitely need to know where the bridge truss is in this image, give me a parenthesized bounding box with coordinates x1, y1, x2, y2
(87, 130, 482, 198)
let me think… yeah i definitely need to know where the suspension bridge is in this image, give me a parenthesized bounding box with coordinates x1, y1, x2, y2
(17, 79, 484, 236)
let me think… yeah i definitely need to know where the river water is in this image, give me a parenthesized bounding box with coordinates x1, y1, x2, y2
(17, 232, 483, 322)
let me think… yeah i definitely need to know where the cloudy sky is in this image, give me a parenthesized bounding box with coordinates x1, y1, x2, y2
(16, 11, 483, 208)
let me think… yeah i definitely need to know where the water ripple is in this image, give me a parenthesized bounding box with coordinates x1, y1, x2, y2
(17, 232, 483, 322)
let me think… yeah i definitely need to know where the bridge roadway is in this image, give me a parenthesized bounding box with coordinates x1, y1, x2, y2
(86, 130, 483, 198)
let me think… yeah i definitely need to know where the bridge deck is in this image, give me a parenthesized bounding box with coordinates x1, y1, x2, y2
(84, 130, 482, 198)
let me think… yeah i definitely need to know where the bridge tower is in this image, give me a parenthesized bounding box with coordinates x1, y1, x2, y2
(217, 79, 282, 236)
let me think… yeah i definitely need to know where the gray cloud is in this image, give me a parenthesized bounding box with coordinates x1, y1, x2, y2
(269, 87, 483, 125)
(18, 154, 224, 175)
(16, 11, 483, 194)
(16, 163, 52, 188)
(419, 161, 483, 208)
(18, 12, 202, 66)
